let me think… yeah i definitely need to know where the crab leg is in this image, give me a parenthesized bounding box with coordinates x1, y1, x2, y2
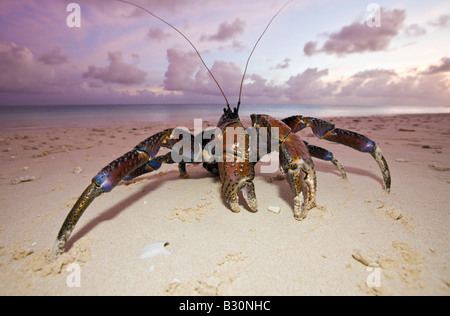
(304, 141, 347, 179)
(252, 115, 317, 220)
(51, 129, 175, 258)
(282, 116, 391, 192)
(125, 130, 213, 181)
(124, 153, 190, 180)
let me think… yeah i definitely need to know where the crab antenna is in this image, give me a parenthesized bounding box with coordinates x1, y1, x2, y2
(116, 0, 230, 106)
(237, 0, 294, 111)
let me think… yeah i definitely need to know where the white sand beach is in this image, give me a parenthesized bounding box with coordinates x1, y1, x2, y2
(0, 113, 449, 295)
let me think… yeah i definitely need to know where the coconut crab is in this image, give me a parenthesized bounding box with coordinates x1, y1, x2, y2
(51, 0, 391, 258)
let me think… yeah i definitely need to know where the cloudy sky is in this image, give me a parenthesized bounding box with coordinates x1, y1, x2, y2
(0, 0, 449, 107)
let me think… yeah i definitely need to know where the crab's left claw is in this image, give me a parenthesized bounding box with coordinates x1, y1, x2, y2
(51, 182, 103, 258)
(51, 129, 176, 259)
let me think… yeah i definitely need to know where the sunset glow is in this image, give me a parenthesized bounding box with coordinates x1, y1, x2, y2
(0, 0, 449, 107)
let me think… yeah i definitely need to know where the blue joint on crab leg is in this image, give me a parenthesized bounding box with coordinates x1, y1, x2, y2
(123, 154, 169, 181)
(51, 129, 175, 258)
(93, 150, 149, 192)
(282, 116, 390, 191)
(91, 129, 174, 192)
(282, 116, 375, 152)
(304, 141, 347, 179)
(123, 153, 191, 181)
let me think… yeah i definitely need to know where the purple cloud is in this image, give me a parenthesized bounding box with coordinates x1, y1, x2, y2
(81, 0, 206, 17)
(428, 14, 450, 28)
(421, 57, 450, 75)
(334, 62, 450, 106)
(272, 58, 291, 70)
(285, 68, 330, 100)
(240, 74, 282, 100)
(304, 8, 406, 56)
(0, 41, 55, 93)
(163, 48, 202, 92)
(38, 48, 69, 65)
(403, 24, 427, 37)
(147, 27, 172, 42)
(83, 51, 147, 85)
(201, 18, 246, 42)
(163, 48, 242, 98)
(162, 50, 450, 106)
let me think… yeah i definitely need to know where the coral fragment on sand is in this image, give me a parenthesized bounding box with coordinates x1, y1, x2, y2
(140, 241, 172, 259)
(11, 176, 36, 185)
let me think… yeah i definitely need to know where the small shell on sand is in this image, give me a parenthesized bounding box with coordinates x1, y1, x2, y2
(140, 241, 172, 259)
(11, 176, 36, 185)
(73, 167, 83, 174)
(268, 206, 281, 214)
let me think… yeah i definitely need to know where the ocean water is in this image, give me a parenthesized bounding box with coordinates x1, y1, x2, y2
(0, 104, 449, 131)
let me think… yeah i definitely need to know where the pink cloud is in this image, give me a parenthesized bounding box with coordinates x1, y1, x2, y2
(83, 51, 147, 85)
(304, 8, 406, 56)
(240, 74, 282, 101)
(272, 58, 291, 70)
(285, 68, 330, 100)
(163, 48, 242, 99)
(162, 48, 450, 107)
(421, 57, 450, 75)
(38, 47, 69, 65)
(0, 41, 56, 93)
(201, 18, 246, 42)
(147, 27, 172, 42)
(163, 48, 202, 92)
(403, 24, 427, 37)
(428, 14, 450, 28)
(208, 60, 242, 95)
(119, 0, 207, 12)
(303, 41, 318, 57)
(2, 52, 450, 107)
(334, 63, 450, 106)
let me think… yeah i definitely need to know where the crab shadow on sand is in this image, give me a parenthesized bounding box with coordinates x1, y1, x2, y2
(65, 160, 384, 252)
